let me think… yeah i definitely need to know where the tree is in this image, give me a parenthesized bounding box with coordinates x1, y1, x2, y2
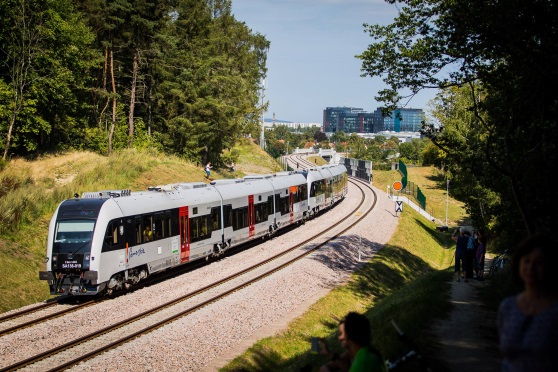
(398, 142, 416, 162)
(313, 130, 327, 144)
(0, 0, 96, 159)
(358, 0, 558, 240)
(155, 0, 268, 165)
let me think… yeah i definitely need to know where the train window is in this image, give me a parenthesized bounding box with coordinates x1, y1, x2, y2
(279, 196, 288, 215)
(232, 206, 248, 230)
(106, 222, 118, 245)
(134, 216, 142, 245)
(223, 205, 232, 228)
(193, 207, 198, 215)
(241, 206, 248, 228)
(190, 217, 200, 241)
(210, 207, 221, 231)
(143, 215, 153, 243)
(169, 210, 177, 237)
(275, 194, 281, 214)
(300, 184, 308, 201)
(201, 215, 210, 238)
(255, 203, 268, 223)
(154, 212, 164, 239)
(267, 196, 274, 215)
(258, 195, 262, 201)
(190, 215, 210, 242)
(102, 220, 119, 252)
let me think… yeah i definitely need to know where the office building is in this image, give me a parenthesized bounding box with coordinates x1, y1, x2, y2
(323, 106, 424, 134)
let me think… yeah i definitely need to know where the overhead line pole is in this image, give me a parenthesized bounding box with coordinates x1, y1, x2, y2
(260, 79, 265, 150)
(446, 179, 449, 227)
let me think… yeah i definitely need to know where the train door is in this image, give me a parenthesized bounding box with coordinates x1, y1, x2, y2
(179, 206, 190, 263)
(248, 195, 255, 237)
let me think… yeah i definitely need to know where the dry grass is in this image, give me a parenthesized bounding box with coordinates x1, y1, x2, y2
(8, 151, 106, 188)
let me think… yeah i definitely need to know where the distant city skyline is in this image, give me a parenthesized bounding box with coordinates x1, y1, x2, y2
(232, 1, 438, 123)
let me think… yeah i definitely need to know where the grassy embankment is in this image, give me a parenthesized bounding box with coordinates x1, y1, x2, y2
(0, 139, 279, 313)
(219, 165, 463, 371)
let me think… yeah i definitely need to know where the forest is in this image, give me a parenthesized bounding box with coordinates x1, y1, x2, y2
(0, 0, 267, 166)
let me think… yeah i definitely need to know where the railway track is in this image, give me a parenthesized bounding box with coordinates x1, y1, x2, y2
(1, 176, 376, 372)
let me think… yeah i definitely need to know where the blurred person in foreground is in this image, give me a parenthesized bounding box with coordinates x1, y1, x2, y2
(497, 233, 558, 371)
(319, 312, 387, 372)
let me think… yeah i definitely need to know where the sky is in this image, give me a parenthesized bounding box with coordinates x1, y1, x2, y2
(231, 0, 438, 124)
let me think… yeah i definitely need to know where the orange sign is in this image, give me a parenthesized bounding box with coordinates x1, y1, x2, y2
(393, 181, 403, 191)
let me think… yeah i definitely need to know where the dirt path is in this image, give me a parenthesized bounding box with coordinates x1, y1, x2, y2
(432, 271, 501, 371)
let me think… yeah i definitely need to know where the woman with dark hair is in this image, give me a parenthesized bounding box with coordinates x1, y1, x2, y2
(319, 312, 386, 371)
(497, 233, 558, 371)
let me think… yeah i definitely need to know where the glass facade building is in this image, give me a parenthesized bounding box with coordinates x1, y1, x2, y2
(323, 106, 424, 134)
(382, 108, 425, 132)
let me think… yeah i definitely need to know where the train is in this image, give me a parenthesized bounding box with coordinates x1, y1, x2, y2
(39, 164, 348, 296)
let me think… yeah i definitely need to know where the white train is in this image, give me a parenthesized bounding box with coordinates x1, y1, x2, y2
(39, 164, 348, 296)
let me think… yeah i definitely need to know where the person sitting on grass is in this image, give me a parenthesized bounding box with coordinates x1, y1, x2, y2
(319, 312, 387, 372)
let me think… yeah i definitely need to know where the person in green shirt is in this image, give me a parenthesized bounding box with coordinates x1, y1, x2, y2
(319, 312, 387, 372)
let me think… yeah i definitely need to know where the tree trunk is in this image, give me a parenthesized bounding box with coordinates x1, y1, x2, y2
(98, 46, 109, 129)
(108, 49, 116, 155)
(128, 48, 138, 147)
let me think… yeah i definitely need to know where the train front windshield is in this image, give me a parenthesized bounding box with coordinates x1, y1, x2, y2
(54, 220, 95, 253)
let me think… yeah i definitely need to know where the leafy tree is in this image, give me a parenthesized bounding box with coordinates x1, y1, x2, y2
(272, 125, 291, 141)
(155, 0, 268, 165)
(421, 141, 445, 168)
(0, 0, 97, 159)
(329, 131, 347, 145)
(313, 130, 327, 143)
(398, 142, 416, 162)
(358, 0, 558, 240)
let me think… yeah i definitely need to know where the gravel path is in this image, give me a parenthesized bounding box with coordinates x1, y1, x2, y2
(0, 183, 399, 371)
(432, 264, 500, 371)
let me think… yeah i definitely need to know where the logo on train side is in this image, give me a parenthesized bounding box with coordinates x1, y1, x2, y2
(129, 247, 146, 258)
